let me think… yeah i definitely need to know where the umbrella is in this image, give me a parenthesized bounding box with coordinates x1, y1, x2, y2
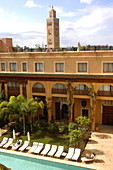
(13, 129, 15, 139)
(27, 132, 30, 141)
(0, 128, 1, 137)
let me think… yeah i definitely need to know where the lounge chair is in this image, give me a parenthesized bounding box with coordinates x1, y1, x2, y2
(34, 143, 44, 154)
(3, 138, 13, 149)
(41, 144, 51, 155)
(54, 146, 64, 158)
(0, 137, 8, 147)
(18, 141, 29, 151)
(28, 142, 38, 153)
(47, 145, 57, 157)
(65, 147, 74, 160)
(71, 148, 81, 161)
(12, 139, 22, 150)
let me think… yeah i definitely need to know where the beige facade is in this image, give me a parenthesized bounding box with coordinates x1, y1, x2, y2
(0, 51, 113, 126)
(46, 6, 60, 49)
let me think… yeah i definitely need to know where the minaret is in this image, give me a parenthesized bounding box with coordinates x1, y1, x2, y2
(46, 6, 60, 49)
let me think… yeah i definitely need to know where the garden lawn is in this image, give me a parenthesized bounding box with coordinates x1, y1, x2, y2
(1, 129, 69, 150)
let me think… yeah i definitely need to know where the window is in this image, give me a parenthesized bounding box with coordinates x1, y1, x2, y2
(22, 63, 27, 72)
(0, 63, 5, 71)
(8, 82, 19, 87)
(55, 63, 64, 72)
(35, 63, 43, 72)
(103, 63, 113, 72)
(78, 63, 87, 72)
(9, 63, 17, 71)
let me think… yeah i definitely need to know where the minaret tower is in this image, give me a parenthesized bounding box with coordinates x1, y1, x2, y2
(46, 6, 60, 49)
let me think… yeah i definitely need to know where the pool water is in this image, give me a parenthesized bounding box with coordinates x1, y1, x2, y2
(0, 152, 93, 170)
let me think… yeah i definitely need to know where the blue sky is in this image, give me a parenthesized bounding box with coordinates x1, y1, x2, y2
(0, 0, 113, 47)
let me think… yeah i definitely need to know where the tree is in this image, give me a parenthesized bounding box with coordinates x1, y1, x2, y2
(66, 81, 74, 123)
(0, 101, 9, 127)
(88, 84, 97, 131)
(20, 97, 44, 134)
(0, 90, 5, 103)
(7, 96, 22, 130)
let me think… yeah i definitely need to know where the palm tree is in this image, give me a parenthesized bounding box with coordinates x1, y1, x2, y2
(20, 97, 44, 134)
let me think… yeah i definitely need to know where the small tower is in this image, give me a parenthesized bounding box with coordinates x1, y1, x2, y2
(46, 6, 60, 49)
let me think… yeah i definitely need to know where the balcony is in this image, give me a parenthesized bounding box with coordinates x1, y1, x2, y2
(32, 87, 45, 93)
(8, 87, 20, 96)
(97, 91, 113, 97)
(52, 89, 67, 94)
(74, 90, 88, 95)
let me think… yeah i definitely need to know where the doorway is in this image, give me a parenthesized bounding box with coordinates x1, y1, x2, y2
(82, 109, 89, 118)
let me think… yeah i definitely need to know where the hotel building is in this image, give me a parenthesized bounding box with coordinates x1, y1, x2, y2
(0, 7, 113, 127)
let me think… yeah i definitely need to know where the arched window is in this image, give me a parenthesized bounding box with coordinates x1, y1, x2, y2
(52, 83, 67, 94)
(97, 85, 113, 96)
(75, 84, 89, 95)
(32, 82, 45, 93)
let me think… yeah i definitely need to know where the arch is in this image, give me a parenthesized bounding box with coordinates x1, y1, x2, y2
(97, 85, 113, 97)
(32, 82, 45, 93)
(52, 83, 67, 94)
(74, 84, 89, 95)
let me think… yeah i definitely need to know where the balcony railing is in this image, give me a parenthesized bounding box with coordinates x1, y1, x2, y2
(8, 87, 20, 92)
(32, 87, 45, 93)
(97, 91, 113, 97)
(52, 89, 67, 94)
(74, 90, 88, 95)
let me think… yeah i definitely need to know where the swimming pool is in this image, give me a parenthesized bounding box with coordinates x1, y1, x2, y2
(0, 152, 93, 170)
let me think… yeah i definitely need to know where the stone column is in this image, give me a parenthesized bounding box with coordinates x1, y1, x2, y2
(20, 84, 23, 95)
(67, 91, 74, 123)
(45, 81, 52, 125)
(26, 81, 32, 99)
(4, 83, 8, 100)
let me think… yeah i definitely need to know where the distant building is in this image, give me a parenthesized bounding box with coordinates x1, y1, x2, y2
(46, 6, 60, 49)
(0, 38, 13, 53)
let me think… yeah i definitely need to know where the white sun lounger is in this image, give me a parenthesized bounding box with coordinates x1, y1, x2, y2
(65, 147, 75, 159)
(72, 148, 81, 161)
(54, 146, 64, 158)
(34, 143, 44, 154)
(28, 142, 38, 153)
(41, 144, 51, 155)
(18, 141, 29, 151)
(3, 138, 13, 148)
(0, 137, 8, 147)
(47, 145, 57, 156)
(12, 140, 22, 150)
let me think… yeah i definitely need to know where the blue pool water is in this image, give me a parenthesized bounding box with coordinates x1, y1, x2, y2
(0, 152, 93, 170)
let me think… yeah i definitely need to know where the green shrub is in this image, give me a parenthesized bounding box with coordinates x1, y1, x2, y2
(69, 129, 81, 144)
(76, 116, 91, 128)
(68, 122, 77, 132)
(33, 121, 39, 131)
(48, 123, 59, 134)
